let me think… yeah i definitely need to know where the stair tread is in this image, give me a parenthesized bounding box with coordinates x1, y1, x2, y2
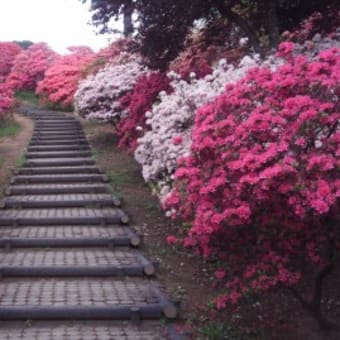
(0, 321, 166, 339)
(0, 225, 136, 240)
(0, 207, 125, 219)
(0, 277, 162, 306)
(0, 247, 146, 268)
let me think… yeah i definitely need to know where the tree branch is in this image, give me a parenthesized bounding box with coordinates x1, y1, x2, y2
(261, 0, 280, 48)
(214, 0, 263, 55)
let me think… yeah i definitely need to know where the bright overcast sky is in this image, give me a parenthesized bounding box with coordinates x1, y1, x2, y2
(0, 0, 118, 54)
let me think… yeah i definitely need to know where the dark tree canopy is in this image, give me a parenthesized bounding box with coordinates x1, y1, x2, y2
(82, 0, 135, 36)
(84, 0, 338, 69)
(12, 40, 34, 50)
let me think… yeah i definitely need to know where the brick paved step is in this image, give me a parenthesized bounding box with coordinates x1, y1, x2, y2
(35, 124, 82, 130)
(29, 139, 88, 146)
(12, 174, 108, 184)
(35, 124, 81, 129)
(0, 225, 141, 247)
(31, 135, 86, 142)
(27, 145, 90, 152)
(34, 117, 76, 122)
(32, 134, 85, 140)
(34, 120, 81, 128)
(0, 278, 176, 320)
(2, 193, 120, 208)
(0, 248, 155, 277)
(34, 120, 77, 125)
(25, 157, 95, 167)
(26, 150, 92, 159)
(0, 321, 168, 339)
(16, 165, 100, 175)
(35, 120, 80, 125)
(33, 129, 84, 135)
(0, 207, 129, 225)
(7, 183, 110, 195)
(34, 129, 82, 134)
(34, 127, 82, 132)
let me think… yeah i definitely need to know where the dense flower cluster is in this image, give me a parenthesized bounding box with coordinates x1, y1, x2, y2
(164, 46, 340, 306)
(135, 54, 280, 198)
(74, 55, 146, 121)
(0, 82, 14, 118)
(117, 72, 172, 151)
(82, 38, 133, 77)
(36, 46, 94, 108)
(282, 6, 340, 44)
(170, 46, 213, 80)
(0, 42, 22, 82)
(6, 43, 57, 91)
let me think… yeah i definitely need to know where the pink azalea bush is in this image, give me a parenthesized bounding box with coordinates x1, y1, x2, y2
(0, 82, 14, 118)
(83, 38, 134, 77)
(116, 72, 172, 151)
(282, 6, 340, 44)
(36, 46, 94, 108)
(170, 46, 213, 81)
(164, 46, 340, 323)
(6, 42, 57, 91)
(0, 42, 22, 82)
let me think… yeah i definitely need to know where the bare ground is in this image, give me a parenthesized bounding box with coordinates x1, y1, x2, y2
(0, 113, 33, 199)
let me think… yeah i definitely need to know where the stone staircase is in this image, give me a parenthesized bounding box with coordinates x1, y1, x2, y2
(0, 107, 179, 339)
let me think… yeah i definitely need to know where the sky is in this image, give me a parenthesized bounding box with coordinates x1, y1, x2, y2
(0, 0, 119, 54)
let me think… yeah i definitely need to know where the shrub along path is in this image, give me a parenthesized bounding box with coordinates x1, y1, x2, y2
(0, 106, 178, 339)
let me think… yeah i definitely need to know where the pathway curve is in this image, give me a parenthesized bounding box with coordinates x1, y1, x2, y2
(0, 107, 178, 339)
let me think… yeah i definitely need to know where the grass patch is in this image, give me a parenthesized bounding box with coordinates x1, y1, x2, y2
(0, 119, 22, 138)
(142, 200, 161, 213)
(109, 169, 139, 188)
(15, 155, 26, 168)
(44, 100, 73, 112)
(15, 91, 39, 106)
(0, 156, 3, 168)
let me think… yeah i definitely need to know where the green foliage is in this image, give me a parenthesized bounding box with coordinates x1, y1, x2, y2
(199, 321, 258, 340)
(0, 119, 22, 138)
(12, 40, 33, 50)
(200, 322, 229, 340)
(109, 169, 138, 188)
(15, 91, 39, 106)
(15, 155, 26, 168)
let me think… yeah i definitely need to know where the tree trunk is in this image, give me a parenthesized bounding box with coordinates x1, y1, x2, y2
(288, 243, 339, 330)
(214, 0, 263, 56)
(123, 0, 134, 37)
(261, 0, 280, 48)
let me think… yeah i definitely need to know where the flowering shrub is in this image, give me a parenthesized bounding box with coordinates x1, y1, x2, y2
(74, 54, 146, 121)
(0, 42, 22, 82)
(116, 72, 172, 151)
(36, 46, 94, 108)
(82, 38, 134, 77)
(164, 46, 340, 323)
(6, 42, 57, 91)
(170, 46, 213, 80)
(0, 82, 14, 118)
(282, 6, 340, 44)
(135, 54, 279, 198)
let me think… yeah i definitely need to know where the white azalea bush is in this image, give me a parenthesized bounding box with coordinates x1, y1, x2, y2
(74, 54, 147, 122)
(134, 55, 280, 199)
